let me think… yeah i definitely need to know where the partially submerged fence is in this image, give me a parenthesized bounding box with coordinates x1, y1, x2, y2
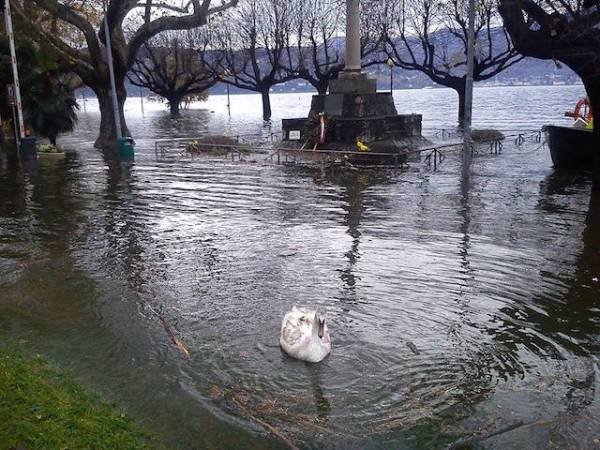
(154, 131, 279, 158)
(153, 129, 544, 172)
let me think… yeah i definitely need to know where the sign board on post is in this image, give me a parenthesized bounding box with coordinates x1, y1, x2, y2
(289, 130, 301, 140)
(6, 85, 15, 107)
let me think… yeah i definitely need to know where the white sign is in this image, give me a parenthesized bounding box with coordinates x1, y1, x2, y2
(289, 130, 301, 140)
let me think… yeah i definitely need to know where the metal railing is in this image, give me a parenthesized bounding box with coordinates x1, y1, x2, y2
(152, 129, 544, 172)
(154, 131, 280, 158)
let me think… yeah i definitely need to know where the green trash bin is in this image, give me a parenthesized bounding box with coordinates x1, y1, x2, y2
(117, 137, 135, 159)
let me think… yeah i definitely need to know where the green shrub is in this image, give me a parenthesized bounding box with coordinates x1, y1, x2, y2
(37, 143, 60, 153)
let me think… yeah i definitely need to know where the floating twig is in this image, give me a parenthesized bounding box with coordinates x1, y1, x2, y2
(406, 341, 420, 355)
(146, 304, 191, 360)
(231, 395, 299, 450)
(447, 420, 524, 449)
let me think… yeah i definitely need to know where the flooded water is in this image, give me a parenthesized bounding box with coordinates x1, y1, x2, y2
(2, 85, 600, 449)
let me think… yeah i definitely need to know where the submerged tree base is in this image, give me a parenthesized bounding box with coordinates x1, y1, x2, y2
(0, 346, 155, 450)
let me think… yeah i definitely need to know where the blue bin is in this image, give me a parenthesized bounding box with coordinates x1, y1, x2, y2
(20, 137, 37, 161)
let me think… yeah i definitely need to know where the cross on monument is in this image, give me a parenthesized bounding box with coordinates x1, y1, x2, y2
(344, 0, 361, 75)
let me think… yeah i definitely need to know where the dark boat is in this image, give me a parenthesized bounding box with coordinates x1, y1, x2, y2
(543, 125, 595, 170)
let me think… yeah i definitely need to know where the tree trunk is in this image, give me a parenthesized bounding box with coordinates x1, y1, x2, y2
(585, 79, 600, 193)
(93, 80, 130, 150)
(50, 135, 57, 146)
(169, 97, 181, 118)
(439, 77, 466, 128)
(317, 80, 328, 96)
(260, 89, 272, 121)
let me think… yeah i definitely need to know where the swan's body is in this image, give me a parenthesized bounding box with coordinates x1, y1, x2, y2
(280, 306, 331, 363)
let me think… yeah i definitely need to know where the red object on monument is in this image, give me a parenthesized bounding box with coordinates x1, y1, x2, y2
(318, 114, 327, 145)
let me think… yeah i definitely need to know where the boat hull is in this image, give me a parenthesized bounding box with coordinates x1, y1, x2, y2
(543, 125, 595, 170)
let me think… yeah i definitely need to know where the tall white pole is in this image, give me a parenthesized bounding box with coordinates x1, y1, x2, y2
(4, 0, 25, 140)
(463, 0, 476, 162)
(344, 0, 361, 74)
(226, 83, 230, 116)
(103, 0, 123, 140)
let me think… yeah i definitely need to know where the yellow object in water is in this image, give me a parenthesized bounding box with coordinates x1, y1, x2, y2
(587, 117, 594, 130)
(356, 140, 369, 152)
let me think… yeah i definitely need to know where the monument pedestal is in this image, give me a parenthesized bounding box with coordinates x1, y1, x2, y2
(282, 72, 423, 156)
(279, 1, 425, 164)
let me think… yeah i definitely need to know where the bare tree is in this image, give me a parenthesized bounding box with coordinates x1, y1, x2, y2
(289, 0, 345, 95)
(380, 0, 524, 126)
(11, 0, 237, 149)
(204, 0, 297, 120)
(129, 29, 216, 117)
(499, 0, 600, 188)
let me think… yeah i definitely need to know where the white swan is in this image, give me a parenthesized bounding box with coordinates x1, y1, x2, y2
(280, 306, 331, 363)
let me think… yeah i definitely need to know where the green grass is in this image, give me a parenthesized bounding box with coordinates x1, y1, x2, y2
(0, 346, 154, 450)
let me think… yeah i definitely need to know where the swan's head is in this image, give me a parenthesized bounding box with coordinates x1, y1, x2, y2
(315, 307, 326, 339)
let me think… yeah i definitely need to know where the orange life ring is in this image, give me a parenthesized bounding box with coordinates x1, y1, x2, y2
(565, 97, 593, 122)
(318, 113, 327, 145)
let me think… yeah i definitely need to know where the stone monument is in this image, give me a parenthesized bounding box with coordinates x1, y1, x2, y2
(282, 0, 423, 156)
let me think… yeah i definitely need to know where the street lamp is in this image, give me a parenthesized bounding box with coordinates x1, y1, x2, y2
(223, 69, 232, 116)
(4, 0, 25, 143)
(102, 0, 133, 158)
(102, 0, 122, 141)
(463, 0, 477, 166)
(387, 57, 395, 94)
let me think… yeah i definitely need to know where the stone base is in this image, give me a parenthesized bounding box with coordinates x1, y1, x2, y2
(331, 114, 422, 144)
(275, 135, 431, 166)
(282, 114, 422, 144)
(309, 92, 398, 119)
(328, 72, 377, 94)
(282, 72, 423, 152)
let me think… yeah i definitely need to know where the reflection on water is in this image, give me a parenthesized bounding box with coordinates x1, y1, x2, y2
(1, 86, 599, 449)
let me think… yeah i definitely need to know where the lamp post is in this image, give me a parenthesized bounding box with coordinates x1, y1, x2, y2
(102, 2, 122, 141)
(223, 69, 232, 116)
(102, 0, 133, 158)
(226, 84, 231, 117)
(463, 0, 476, 167)
(102, 0, 131, 149)
(387, 58, 394, 94)
(4, 0, 25, 142)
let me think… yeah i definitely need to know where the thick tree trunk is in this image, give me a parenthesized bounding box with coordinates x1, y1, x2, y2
(317, 80, 328, 96)
(260, 89, 272, 121)
(441, 77, 467, 128)
(169, 97, 181, 118)
(307, 77, 328, 96)
(93, 80, 130, 150)
(585, 80, 600, 193)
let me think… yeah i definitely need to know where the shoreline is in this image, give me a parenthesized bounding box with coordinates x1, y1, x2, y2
(0, 345, 157, 450)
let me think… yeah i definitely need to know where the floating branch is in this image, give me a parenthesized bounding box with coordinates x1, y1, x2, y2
(231, 393, 299, 450)
(146, 304, 191, 361)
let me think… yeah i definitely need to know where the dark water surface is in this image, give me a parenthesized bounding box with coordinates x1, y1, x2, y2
(2, 85, 600, 449)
